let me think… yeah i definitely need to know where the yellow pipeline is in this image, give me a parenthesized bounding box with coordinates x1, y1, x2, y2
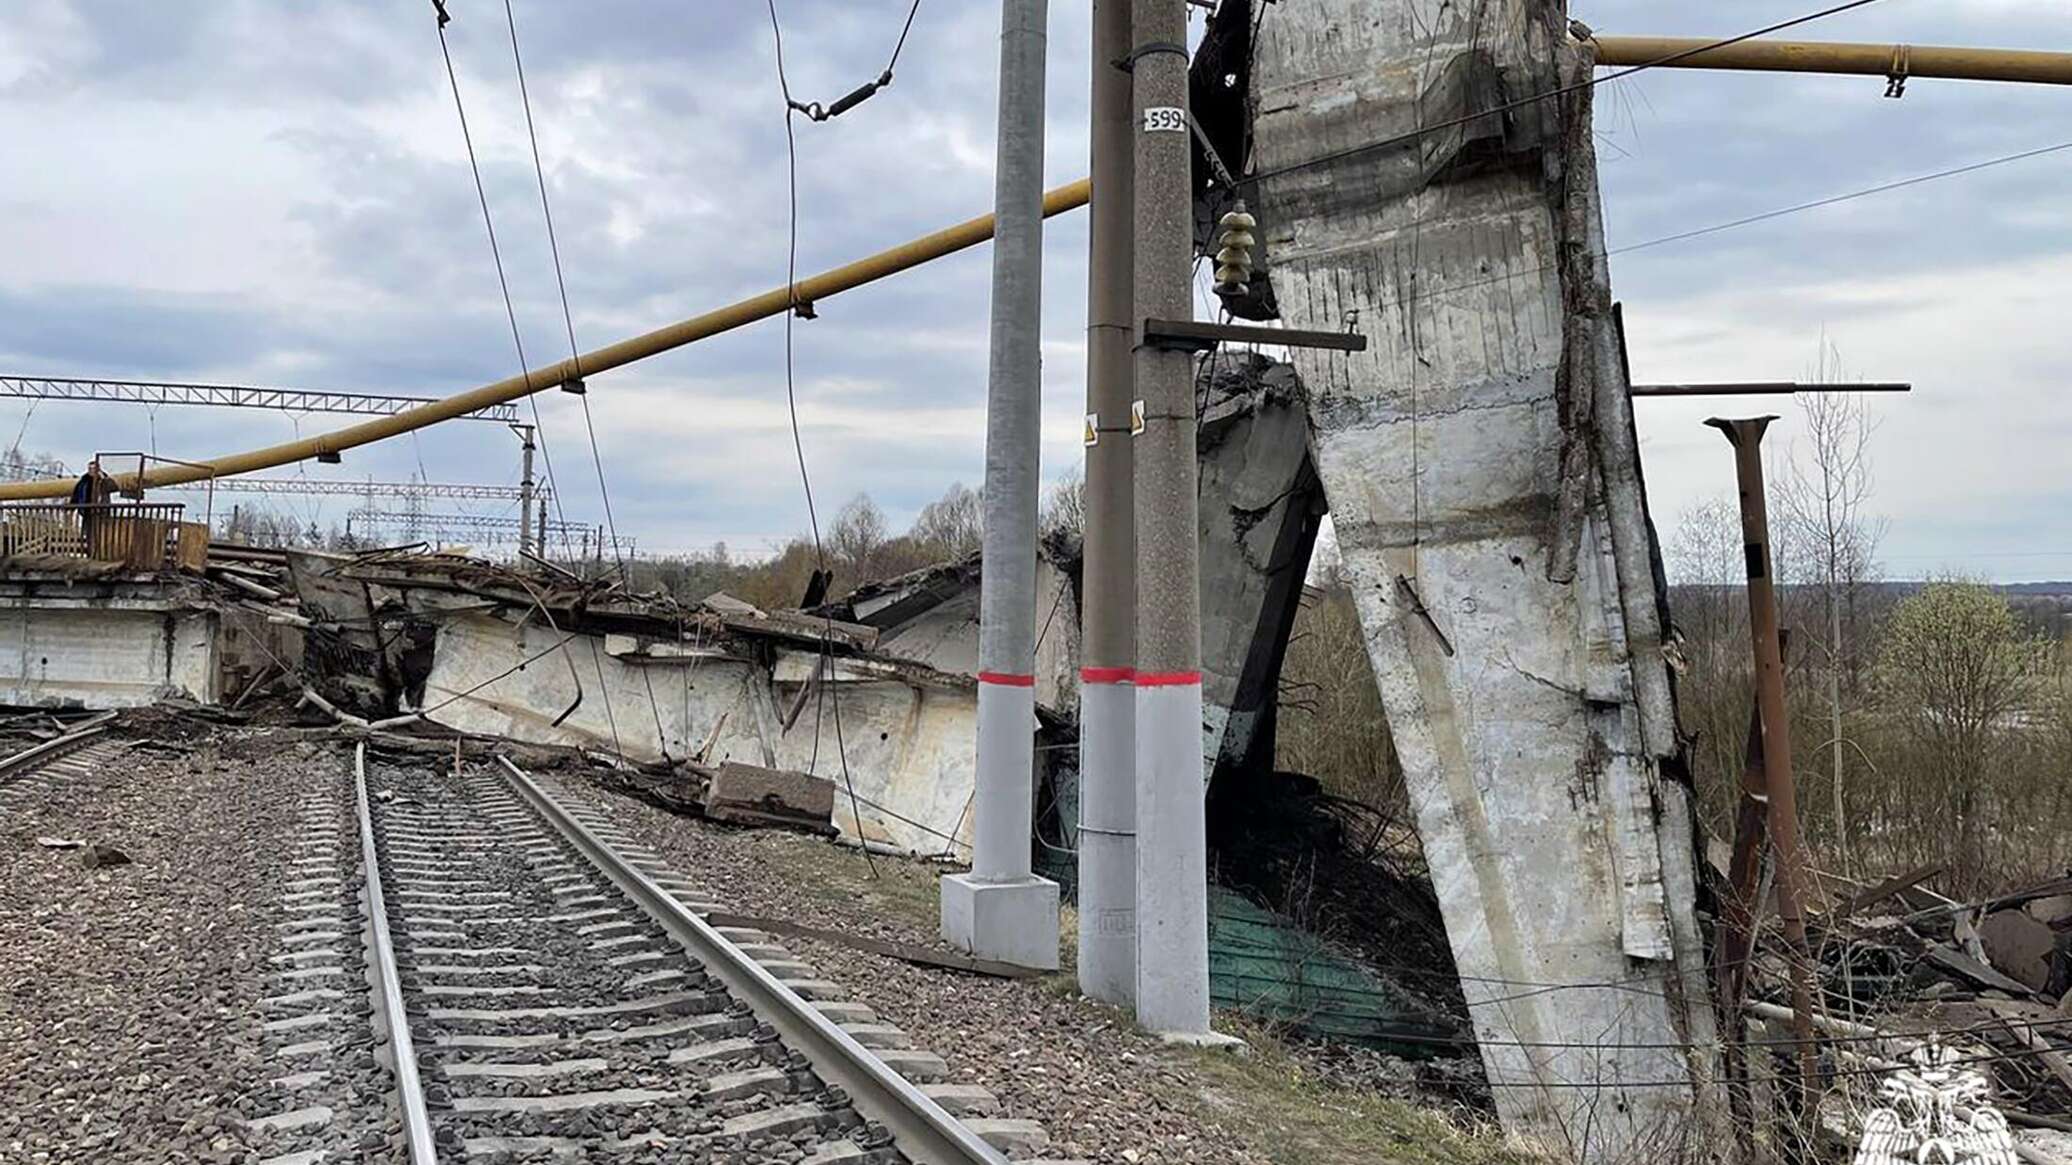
(1592, 36, 2072, 86)
(0, 179, 1093, 501)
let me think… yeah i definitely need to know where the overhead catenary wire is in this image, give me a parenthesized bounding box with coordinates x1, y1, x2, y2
(781, 0, 924, 122)
(765, 0, 937, 877)
(431, 0, 625, 764)
(428, 2, 574, 550)
(500, 0, 675, 763)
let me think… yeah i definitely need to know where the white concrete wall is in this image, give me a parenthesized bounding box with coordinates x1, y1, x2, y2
(0, 600, 217, 708)
(868, 559, 1079, 716)
(420, 612, 769, 764)
(768, 657, 979, 858)
(422, 612, 979, 857)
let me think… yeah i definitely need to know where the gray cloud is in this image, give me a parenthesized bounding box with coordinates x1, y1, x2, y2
(2, 1, 2067, 576)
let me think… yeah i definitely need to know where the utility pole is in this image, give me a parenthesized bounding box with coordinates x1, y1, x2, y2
(941, 0, 1060, 972)
(513, 424, 537, 561)
(1075, 0, 1138, 1007)
(1131, 0, 1218, 1039)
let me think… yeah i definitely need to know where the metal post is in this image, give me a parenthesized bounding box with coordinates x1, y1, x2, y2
(513, 424, 537, 561)
(1707, 416, 1819, 1123)
(1131, 0, 1217, 1039)
(940, 0, 1060, 972)
(1075, 0, 1137, 1008)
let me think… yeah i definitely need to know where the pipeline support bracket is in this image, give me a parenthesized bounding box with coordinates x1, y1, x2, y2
(1140, 318, 1368, 353)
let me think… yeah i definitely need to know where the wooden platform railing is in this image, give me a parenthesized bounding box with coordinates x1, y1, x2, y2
(0, 502, 198, 570)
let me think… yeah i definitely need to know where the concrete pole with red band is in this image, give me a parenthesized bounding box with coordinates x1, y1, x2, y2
(1074, 0, 1140, 1008)
(1130, 0, 1218, 1038)
(939, 0, 1061, 972)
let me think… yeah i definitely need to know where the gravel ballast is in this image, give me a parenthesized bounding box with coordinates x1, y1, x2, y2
(0, 732, 351, 1164)
(587, 781, 1286, 1164)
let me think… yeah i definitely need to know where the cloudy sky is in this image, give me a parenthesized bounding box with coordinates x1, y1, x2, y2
(0, 2, 2067, 578)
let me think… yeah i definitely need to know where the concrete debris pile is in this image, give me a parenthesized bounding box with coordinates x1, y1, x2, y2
(271, 545, 1081, 858)
(1726, 863, 2072, 1141)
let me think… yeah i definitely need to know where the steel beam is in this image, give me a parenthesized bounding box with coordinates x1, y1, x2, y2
(1631, 381, 1910, 397)
(0, 375, 520, 423)
(162, 478, 543, 501)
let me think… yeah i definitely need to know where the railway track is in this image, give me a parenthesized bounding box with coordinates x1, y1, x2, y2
(243, 743, 1013, 1164)
(0, 711, 123, 807)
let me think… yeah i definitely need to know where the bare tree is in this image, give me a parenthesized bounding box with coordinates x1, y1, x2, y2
(1667, 494, 1757, 833)
(909, 483, 982, 558)
(829, 493, 889, 583)
(1777, 336, 1886, 870)
(1040, 468, 1085, 543)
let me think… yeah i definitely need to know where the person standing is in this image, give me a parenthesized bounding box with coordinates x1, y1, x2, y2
(69, 458, 112, 556)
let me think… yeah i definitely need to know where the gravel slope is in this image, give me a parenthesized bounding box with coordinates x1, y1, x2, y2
(589, 782, 1273, 1165)
(0, 731, 348, 1164)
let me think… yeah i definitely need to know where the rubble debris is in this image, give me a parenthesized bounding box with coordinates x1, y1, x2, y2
(587, 757, 835, 840)
(1728, 862, 2072, 1146)
(701, 761, 835, 833)
(1980, 911, 2061, 994)
(79, 843, 130, 869)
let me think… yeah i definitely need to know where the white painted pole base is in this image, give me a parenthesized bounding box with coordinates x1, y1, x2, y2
(971, 680, 1037, 882)
(1076, 674, 1136, 1005)
(943, 678, 1060, 971)
(1134, 676, 1211, 1034)
(941, 871, 1060, 971)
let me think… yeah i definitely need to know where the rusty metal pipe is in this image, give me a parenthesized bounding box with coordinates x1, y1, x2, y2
(1593, 36, 2072, 87)
(1707, 415, 1819, 1127)
(1717, 627, 1787, 1157)
(0, 180, 1094, 502)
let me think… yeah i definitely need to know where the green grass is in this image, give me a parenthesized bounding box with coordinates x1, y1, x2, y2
(739, 831, 1534, 1164)
(1178, 1018, 1540, 1165)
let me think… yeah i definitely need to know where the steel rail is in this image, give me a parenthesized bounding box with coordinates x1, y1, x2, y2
(496, 755, 1007, 1165)
(0, 711, 118, 784)
(355, 742, 439, 1164)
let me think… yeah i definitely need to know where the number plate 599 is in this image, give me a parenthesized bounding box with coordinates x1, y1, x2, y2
(1142, 106, 1186, 133)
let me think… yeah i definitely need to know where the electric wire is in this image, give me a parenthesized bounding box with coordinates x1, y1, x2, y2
(1244, 136, 2072, 333)
(430, 0, 624, 764)
(501, 0, 675, 762)
(429, 5, 574, 552)
(766, 0, 924, 876)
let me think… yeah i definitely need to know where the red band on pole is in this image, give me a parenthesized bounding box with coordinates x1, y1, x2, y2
(977, 671, 1037, 687)
(1133, 670, 1202, 687)
(1080, 666, 1135, 684)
